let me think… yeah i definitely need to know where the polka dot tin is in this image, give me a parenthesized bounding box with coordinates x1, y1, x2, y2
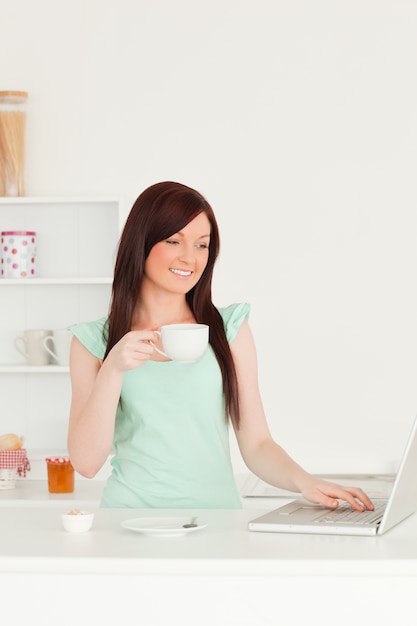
(1, 230, 36, 278)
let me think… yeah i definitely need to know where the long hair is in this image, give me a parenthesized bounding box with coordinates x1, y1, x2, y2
(104, 181, 240, 425)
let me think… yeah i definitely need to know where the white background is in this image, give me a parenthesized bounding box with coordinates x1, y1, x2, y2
(2, 0, 417, 474)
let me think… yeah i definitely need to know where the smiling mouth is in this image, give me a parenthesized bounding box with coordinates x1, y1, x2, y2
(170, 268, 193, 277)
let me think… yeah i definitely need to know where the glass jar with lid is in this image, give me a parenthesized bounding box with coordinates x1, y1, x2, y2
(0, 90, 28, 196)
(45, 457, 75, 493)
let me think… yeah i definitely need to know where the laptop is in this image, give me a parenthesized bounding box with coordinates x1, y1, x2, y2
(248, 414, 417, 536)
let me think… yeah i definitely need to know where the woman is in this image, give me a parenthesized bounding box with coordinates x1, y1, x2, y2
(68, 181, 373, 511)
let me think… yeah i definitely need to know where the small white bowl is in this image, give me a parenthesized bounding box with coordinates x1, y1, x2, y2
(62, 510, 94, 533)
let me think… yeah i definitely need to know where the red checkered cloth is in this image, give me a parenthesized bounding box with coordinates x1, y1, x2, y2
(0, 449, 31, 476)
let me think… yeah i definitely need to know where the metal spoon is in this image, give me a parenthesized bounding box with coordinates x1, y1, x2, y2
(182, 516, 198, 528)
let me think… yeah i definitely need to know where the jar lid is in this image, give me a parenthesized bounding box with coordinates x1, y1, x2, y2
(0, 90, 28, 103)
(1, 231, 36, 236)
(45, 456, 71, 464)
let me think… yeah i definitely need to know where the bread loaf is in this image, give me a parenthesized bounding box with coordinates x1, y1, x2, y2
(0, 433, 22, 450)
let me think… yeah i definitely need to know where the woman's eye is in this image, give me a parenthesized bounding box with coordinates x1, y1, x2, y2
(166, 239, 179, 245)
(196, 243, 209, 249)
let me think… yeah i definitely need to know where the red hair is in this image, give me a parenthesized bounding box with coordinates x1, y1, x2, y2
(104, 182, 240, 425)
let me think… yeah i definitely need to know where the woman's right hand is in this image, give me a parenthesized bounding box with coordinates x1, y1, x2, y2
(68, 330, 157, 478)
(105, 330, 156, 372)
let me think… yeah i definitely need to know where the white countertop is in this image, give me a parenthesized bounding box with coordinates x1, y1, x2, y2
(1, 473, 415, 578)
(1, 477, 416, 625)
(1, 492, 417, 577)
(0, 478, 106, 507)
(2, 471, 395, 506)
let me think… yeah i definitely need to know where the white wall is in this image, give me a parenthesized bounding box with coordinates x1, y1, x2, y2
(2, 0, 417, 474)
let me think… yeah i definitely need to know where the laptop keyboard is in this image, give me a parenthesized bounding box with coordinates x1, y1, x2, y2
(314, 501, 386, 525)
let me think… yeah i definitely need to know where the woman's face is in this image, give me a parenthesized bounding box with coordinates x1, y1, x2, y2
(144, 212, 211, 295)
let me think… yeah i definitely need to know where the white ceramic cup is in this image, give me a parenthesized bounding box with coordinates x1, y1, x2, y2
(43, 329, 73, 366)
(14, 329, 52, 365)
(151, 323, 209, 362)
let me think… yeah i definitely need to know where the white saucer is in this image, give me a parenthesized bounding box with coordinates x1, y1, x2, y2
(121, 516, 208, 537)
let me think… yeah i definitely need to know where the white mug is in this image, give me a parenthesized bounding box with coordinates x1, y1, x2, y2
(151, 323, 209, 362)
(43, 329, 73, 366)
(14, 329, 52, 365)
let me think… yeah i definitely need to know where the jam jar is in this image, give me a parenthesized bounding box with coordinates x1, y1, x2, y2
(45, 457, 74, 493)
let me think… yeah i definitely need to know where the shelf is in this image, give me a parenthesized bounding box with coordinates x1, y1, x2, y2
(0, 365, 69, 373)
(0, 277, 113, 285)
(0, 195, 121, 205)
(0, 194, 121, 451)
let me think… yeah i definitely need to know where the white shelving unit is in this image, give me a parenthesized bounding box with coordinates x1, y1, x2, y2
(1, 278, 113, 285)
(0, 196, 123, 453)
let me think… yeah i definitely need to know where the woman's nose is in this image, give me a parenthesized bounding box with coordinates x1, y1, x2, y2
(178, 245, 195, 263)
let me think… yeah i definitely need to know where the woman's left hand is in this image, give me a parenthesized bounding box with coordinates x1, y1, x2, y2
(299, 477, 374, 511)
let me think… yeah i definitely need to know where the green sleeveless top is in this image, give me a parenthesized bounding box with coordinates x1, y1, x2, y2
(69, 302, 250, 508)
